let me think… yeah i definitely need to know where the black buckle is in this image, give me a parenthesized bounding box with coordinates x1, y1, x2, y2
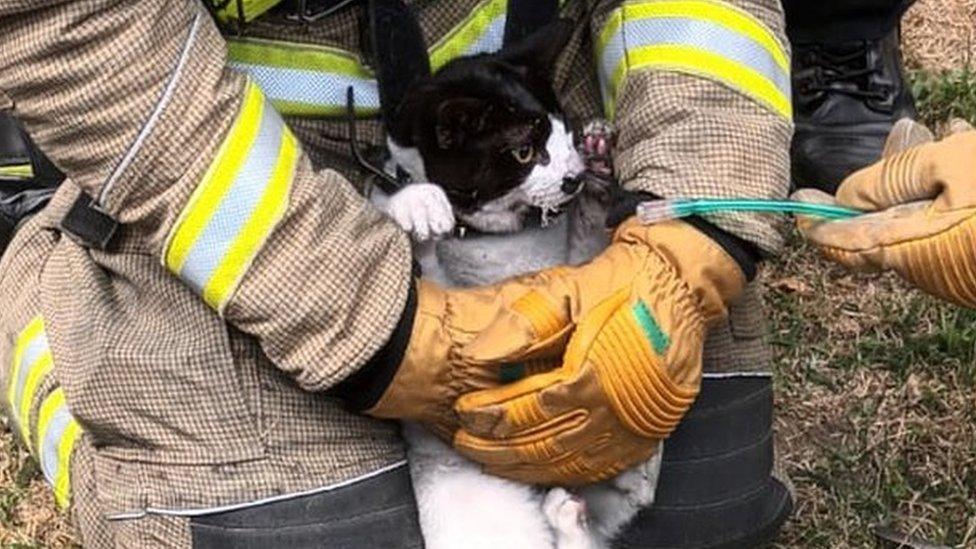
(60, 193, 118, 250)
(286, 0, 359, 22)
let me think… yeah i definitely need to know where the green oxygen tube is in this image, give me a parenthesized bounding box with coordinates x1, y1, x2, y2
(636, 198, 863, 224)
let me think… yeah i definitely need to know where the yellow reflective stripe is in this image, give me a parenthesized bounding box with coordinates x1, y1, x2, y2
(165, 82, 264, 275)
(596, 7, 624, 63)
(16, 350, 52, 449)
(35, 388, 65, 452)
(429, 0, 508, 72)
(599, 1, 788, 72)
(597, 0, 791, 120)
(165, 80, 298, 312)
(52, 420, 81, 509)
(0, 163, 33, 180)
(227, 38, 371, 78)
(7, 316, 45, 419)
(36, 388, 80, 510)
(214, 0, 282, 23)
(227, 2, 511, 116)
(614, 44, 792, 119)
(226, 38, 380, 117)
(201, 129, 298, 308)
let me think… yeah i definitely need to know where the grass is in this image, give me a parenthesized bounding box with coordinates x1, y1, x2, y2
(1, 64, 974, 549)
(770, 232, 976, 548)
(912, 68, 976, 130)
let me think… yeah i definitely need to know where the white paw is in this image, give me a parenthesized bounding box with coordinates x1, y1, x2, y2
(385, 183, 456, 241)
(545, 488, 597, 549)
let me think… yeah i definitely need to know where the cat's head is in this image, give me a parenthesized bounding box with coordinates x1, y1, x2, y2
(387, 20, 585, 231)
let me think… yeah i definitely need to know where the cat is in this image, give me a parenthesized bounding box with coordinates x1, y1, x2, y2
(371, 20, 662, 549)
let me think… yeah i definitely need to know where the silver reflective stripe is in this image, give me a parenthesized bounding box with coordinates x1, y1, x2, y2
(11, 332, 48, 417)
(99, 10, 203, 204)
(228, 62, 381, 112)
(598, 21, 627, 104)
(702, 372, 772, 379)
(39, 404, 72, 486)
(600, 17, 790, 97)
(177, 103, 284, 294)
(465, 13, 508, 57)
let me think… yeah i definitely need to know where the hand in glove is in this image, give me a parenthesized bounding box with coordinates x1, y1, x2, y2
(450, 219, 745, 485)
(356, 275, 575, 440)
(795, 119, 976, 309)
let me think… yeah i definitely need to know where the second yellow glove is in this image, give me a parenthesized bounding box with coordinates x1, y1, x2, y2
(798, 126, 976, 309)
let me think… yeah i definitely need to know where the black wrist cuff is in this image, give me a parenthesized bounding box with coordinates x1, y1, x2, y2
(607, 189, 761, 282)
(330, 262, 420, 412)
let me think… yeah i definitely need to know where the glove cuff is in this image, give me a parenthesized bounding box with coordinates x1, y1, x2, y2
(614, 218, 747, 322)
(363, 279, 455, 424)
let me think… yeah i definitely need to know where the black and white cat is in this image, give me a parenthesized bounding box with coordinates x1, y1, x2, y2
(371, 21, 662, 549)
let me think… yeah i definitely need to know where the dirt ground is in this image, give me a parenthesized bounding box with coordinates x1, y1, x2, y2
(903, 0, 975, 71)
(1, 1, 974, 548)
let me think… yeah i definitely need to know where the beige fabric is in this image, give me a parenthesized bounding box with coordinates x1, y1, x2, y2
(0, 0, 787, 540)
(589, 0, 793, 254)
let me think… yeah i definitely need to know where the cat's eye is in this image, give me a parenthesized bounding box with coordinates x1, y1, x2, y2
(511, 144, 535, 164)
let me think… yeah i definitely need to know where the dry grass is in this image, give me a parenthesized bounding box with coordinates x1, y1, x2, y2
(769, 231, 976, 548)
(1, 2, 974, 547)
(0, 421, 75, 548)
(904, 0, 975, 72)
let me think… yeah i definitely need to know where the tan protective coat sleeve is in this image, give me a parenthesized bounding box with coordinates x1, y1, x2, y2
(0, 1, 412, 391)
(589, 0, 793, 254)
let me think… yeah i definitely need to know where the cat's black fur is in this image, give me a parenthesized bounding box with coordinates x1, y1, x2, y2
(387, 20, 576, 213)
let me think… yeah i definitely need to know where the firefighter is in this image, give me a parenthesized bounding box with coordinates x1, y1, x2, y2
(0, 0, 791, 546)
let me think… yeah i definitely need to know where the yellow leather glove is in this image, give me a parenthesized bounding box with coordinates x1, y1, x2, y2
(451, 219, 746, 486)
(797, 126, 976, 309)
(364, 277, 573, 439)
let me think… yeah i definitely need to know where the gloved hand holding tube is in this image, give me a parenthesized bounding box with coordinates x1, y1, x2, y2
(795, 119, 976, 309)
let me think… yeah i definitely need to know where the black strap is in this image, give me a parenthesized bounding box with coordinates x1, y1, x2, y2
(60, 192, 118, 250)
(368, 0, 431, 132)
(503, 0, 559, 46)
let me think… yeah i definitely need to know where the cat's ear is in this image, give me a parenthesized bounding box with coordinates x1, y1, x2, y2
(435, 97, 491, 149)
(499, 18, 575, 75)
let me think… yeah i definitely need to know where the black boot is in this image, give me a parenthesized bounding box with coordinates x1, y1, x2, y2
(791, 26, 916, 194)
(612, 376, 794, 549)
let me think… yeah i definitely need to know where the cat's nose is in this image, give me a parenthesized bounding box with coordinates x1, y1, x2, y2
(561, 176, 583, 194)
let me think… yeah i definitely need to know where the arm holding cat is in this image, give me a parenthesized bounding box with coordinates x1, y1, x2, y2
(0, 1, 572, 436)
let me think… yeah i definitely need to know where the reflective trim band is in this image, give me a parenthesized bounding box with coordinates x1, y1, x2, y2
(227, 0, 509, 116)
(6, 316, 50, 447)
(36, 388, 82, 509)
(15, 349, 53, 449)
(227, 38, 380, 117)
(0, 163, 34, 180)
(597, 0, 790, 119)
(428, 0, 508, 72)
(164, 81, 299, 312)
(702, 371, 772, 378)
(213, 0, 282, 23)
